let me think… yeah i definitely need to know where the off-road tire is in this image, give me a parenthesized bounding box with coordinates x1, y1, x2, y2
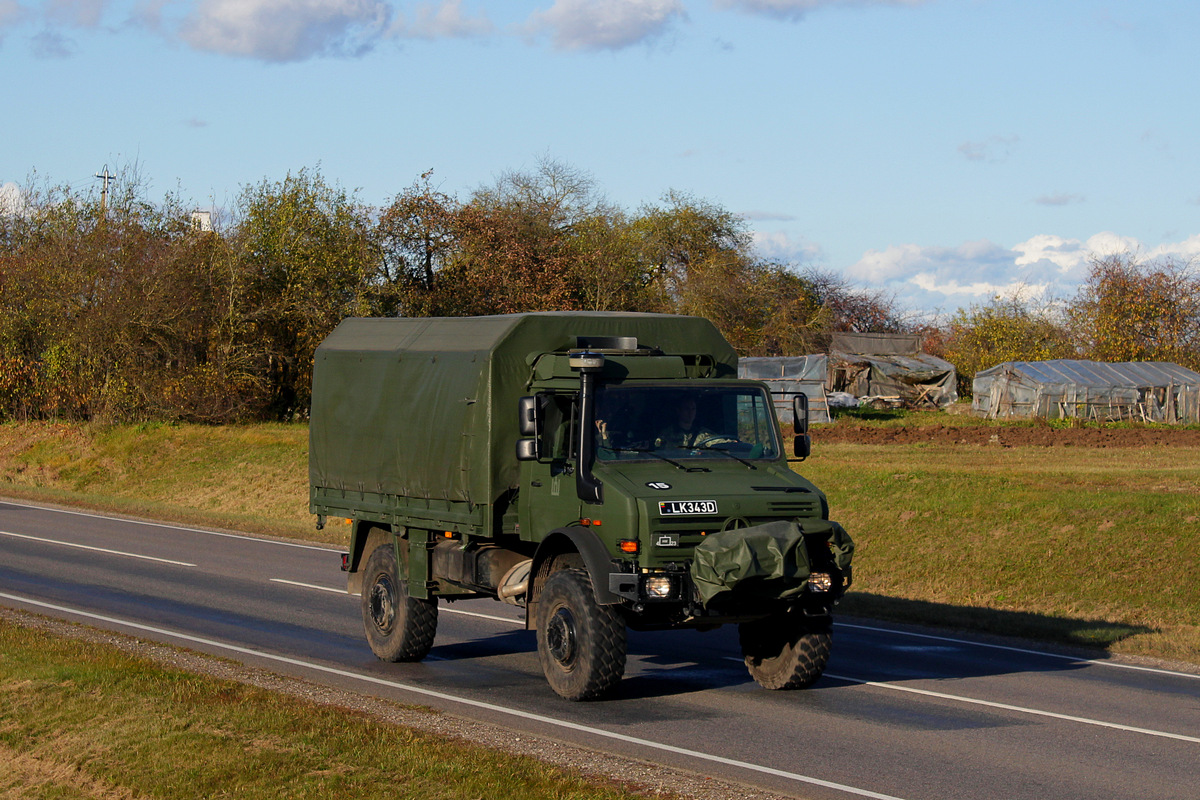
(535, 568, 626, 701)
(361, 544, 438, 662)
(739, 614, 831, 690)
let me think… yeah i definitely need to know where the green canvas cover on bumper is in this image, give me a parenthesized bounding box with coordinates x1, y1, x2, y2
(691, 519, 854, 607)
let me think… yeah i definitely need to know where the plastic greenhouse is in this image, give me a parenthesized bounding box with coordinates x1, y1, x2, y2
(739, 355, 831, 425)
(972, 360, 1200, 423)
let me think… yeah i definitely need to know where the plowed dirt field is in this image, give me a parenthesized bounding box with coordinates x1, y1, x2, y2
(814, 424, 1200, 448)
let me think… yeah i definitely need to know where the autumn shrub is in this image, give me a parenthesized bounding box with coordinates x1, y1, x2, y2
(1068, 254, 1200, 370)
(942, 292, 1076, 396)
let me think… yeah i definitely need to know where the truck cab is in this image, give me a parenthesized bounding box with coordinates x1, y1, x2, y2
(515, 344, 846, 626)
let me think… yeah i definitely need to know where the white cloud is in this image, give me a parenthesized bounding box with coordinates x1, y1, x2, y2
(752, 229, 825, 263)
(179, 0, 392, 62)
(45, 0, 106, 28)
(917, 243, 1044, 307)
(715, 0, 928, 22)
(1011, 234, 1086, 272)
(4, 0, 934, 59)
(841, 232, 1200, 313)
(129, 0, 171, 32)
(0, 0, 29, 31)
(847, 239, 1013, 286)
(525, 0, 685, 51)
(397, 0, 491, 39)
(908, 273, 1044, 299)
(1011, 232, 1144, 276)
(0, 182, 26, 216)
(849, 240, 1053, 313)
(1147, 234, 1200, 262)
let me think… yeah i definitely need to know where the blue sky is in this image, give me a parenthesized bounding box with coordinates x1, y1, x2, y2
(2, 0, 1198, 317)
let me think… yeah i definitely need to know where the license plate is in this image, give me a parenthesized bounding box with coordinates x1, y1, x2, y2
(658, 500, 719, 516)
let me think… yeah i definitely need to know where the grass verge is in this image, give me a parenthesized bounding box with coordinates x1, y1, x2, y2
(804, 440, 1200, 663)
(0, 420, 320, 542)
(0, 618, 672, 800)
(0, 617, 655, 800)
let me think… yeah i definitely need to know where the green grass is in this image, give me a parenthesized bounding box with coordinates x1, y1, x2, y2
(2, 419, 1199, 664)
(0, 420, 321, 543)
(801, 441, 1200, 662)
(0, 620, 649, 800)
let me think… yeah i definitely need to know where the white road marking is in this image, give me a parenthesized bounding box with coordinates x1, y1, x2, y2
(0, 591, 908, 800)
(275, 578, 1200, 745)
(881, 645, 960, 654)
(270, 580, 522, 625)
(0, 499, 334, 552)
(822, 671, 1200, 745)
(441, 606, 523, 624)
(716, 656, 1200, 744)
(0, 529, 196, 567)
(270, 579, 345, 594)
(836, 621, 1200, 681)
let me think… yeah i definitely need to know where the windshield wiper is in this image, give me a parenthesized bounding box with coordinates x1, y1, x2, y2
(704, 445, 758, 469)
(608, 447, 711, 472)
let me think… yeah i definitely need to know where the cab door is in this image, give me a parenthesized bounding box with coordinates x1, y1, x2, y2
(519, 392, 583, 543)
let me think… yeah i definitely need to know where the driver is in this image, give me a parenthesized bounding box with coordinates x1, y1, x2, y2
(654, 397, 715, 449)
(595, 393, 633, 450)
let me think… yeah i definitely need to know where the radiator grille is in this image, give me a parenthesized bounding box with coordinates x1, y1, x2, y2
(768, 500, 819, 514)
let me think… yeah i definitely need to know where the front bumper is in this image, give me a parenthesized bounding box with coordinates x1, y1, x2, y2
(609, 563, 849, 630)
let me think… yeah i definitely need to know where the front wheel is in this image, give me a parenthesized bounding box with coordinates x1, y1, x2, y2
(739, 614, 831, 690)
(535, 569, 627, 701)
(361, 543, 438, 662)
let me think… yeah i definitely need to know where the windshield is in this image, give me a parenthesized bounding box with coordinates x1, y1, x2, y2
(593, 384, 780, 462)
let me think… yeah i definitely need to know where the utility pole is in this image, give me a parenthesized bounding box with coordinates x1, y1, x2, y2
(94, 165, 116, 213)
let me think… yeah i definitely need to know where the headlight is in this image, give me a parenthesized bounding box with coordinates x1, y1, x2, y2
(808, 572, 833, 593)
(644, 575, 675, 599)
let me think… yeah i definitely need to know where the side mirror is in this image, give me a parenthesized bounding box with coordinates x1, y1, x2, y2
(793, 434, 811, 461)
(515, 438, 540, 461)
(518, 396, 539, 436)
(792, 393, 810, 435)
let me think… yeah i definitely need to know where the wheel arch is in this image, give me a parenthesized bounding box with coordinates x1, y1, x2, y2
(527, 526, 621, 629)
(347, 520, 395, 596)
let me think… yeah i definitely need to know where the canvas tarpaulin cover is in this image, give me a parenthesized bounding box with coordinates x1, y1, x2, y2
(827, 332, 958, 409)
(690, 519, 854, 606)
(972, 360, 1200, 423)
(309, 312, 737, 506)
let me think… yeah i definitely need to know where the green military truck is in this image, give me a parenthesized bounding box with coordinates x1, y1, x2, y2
(310, 312, 853, 700)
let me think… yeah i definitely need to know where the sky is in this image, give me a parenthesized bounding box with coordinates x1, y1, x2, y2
(2, 0, 1198, 318)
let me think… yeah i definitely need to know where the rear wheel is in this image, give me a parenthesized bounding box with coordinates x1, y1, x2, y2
(739, 614, 831, 690)
(361, 543, 438, 662)
(535, 568, 626, 700)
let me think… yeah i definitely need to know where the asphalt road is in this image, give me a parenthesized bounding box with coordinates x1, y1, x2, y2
(2, 499, 1197, 800)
